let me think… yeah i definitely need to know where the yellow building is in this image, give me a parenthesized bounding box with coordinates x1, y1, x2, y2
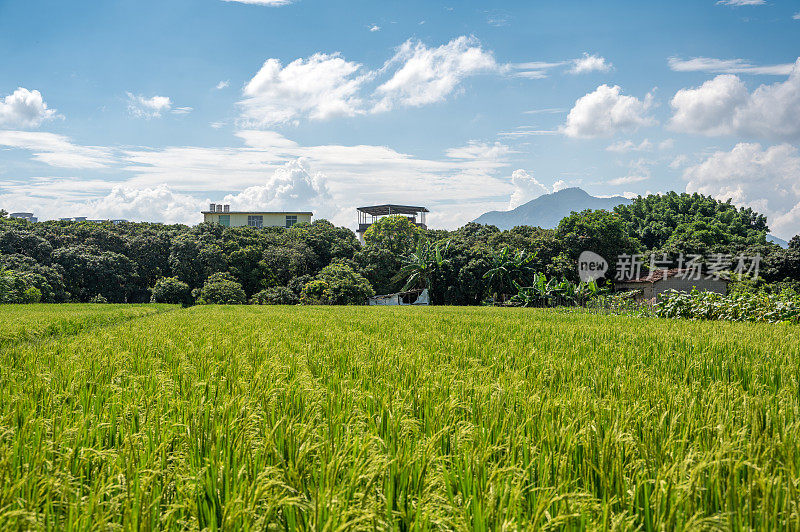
(203, 204, 312, 228)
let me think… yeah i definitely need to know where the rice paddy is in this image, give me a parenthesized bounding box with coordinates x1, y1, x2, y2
(1, 305, 799, 530)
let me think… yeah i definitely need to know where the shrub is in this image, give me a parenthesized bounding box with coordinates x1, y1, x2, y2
(198, 272, 246, 305)
(250, 286, 299, 305)
(288, 274, 314, 296)
(151, 277, 193, 306)
(654, 288, 800, 324)
(90, 294, 108, 304)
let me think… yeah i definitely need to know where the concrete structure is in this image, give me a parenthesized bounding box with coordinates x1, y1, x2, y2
(614, 268, 729, 301)
(9, 212, 38, 222)
(368, 289, 429, 306)
(202, 204, 312, 228)
(356, 204, 428, 243)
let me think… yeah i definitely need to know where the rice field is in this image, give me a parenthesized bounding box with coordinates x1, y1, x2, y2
(1, 305, 799, 530)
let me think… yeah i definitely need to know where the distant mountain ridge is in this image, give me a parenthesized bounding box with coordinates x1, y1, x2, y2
(473, 187, 789, 247)
(473, 187, 631, 230)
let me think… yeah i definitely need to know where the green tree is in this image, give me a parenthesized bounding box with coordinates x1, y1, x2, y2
(198, 272, 246, 305)
(314, 262, 374, 305)
(151, 277, 193, 306)
(556, 209, 639, 280)
(250, 286, 299, 305)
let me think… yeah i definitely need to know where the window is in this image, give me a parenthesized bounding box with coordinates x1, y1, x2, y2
(247, 215, 263, 228)
(285, 215, 298, 228)
(218, 215, 230, 227)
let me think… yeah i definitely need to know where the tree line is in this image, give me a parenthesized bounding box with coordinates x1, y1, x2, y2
(1, 192, 798, 305)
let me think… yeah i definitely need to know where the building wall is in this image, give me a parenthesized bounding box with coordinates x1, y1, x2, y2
(203, 212, 312, 228)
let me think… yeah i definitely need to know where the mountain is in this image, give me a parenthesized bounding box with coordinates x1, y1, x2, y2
(473, 187, 632, 230)
(767, 234, 789, 248)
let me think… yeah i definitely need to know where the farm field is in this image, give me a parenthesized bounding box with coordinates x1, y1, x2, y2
(1, 305, 799, 530)
(0, 303, 172, 348)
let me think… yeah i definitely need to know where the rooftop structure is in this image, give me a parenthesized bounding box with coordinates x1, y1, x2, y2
(9, 212, 38, 222)
(202, 204, 312, 228)
(356, 204, 429, 242)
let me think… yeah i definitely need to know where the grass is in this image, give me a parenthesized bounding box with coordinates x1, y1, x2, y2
(0, 303, 173, 348)
(0, 305, 799, 529)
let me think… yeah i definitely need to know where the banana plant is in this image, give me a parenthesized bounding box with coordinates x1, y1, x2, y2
(394, 238, 451, 291)
(483, 247, 538, 302)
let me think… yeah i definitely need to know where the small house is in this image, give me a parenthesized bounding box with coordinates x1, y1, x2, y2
(614, 268, 729, 301)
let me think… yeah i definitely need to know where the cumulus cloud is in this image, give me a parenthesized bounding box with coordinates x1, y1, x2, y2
(569, 53, 612, 74)
(669, 59, 800, 140)
(216, 80, 230, 90)
(0, 88, 58, 128)
(126, 93, 173, 118)
(668, 57, 794, 76)
(373, 36, 498, 112)
(222, 159, 334, 218)
(86, 185, 204, 224)
(239, 53, 367, 126)
(561, 84, 655, 138)
(552, 179, 568, 192)
(369, 25, 381, 32)
(507, 169, 549, 209)
(684, 143, 800, 239)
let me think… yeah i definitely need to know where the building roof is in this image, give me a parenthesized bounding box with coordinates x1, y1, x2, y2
(356, 204, 429, 216)
(201, 211, 313, 215)
(616, 268, 729, 284)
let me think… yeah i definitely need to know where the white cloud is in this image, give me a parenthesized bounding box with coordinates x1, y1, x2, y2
(0, 88, 58, 128)
(171, 107, 193, 115)
(569, 53, 612, 74)
(668, 57, 794, 76)
(4, 128, 517, 228)
(445, 141, 512, 160)
(716, 0, 765, 5)
(0, 131, 114, 168)
(659, 138, 675, 150)
(607, 158, 652, 186)
(86, 185, 204, 224)
(561, 84, 655, 138)
(222, 0, 293, 5)
(606, 139, 653, 153)
(369, 25, 381, 32)
(669, 154, 689, 169)
(374, 36, 498, 112)
(510, 61, 566, 79)
(127, 93, 172, 119)
(794, 12, 800, 20)
(669, 59, 800, 140)
(222, 159, 335, 218)
(684, 143, 800, 239)
(239, 53, 367, 126)
(552, 179, 568, 192)
(216, 80, 230, 90)
(508, 169, 549, 209)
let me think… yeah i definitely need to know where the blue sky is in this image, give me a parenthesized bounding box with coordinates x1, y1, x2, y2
(1, 0, 799, 237)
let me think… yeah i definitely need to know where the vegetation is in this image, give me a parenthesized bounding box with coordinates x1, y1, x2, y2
(0, 192, 797, 306)
(1, 305, 799, 528)
(654, 287, 800, 323)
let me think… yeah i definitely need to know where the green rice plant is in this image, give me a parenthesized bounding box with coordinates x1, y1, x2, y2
(0, 303, 172, 347)
(0, 306, 798, 529)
